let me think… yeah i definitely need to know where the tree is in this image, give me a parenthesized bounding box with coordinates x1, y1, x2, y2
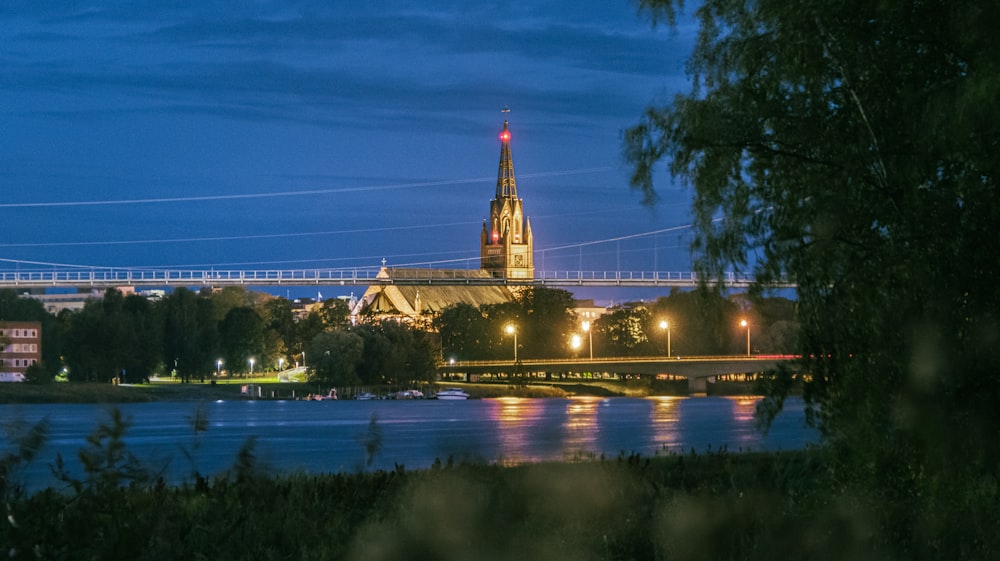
(515, 287, 576, 359)
(22, 362, 53, 385)
(353, 321, 440, 386)
(649, 289, 740, 356)
(314, 298, 352, 331)
(62, 289, 159, 383)
(433, 303, 492, 360)
(292, 298, 353, 361)
(594, 305, 650, 357)
(162, 288, 220, 382)
(629, 0, 1000, 498)
(307, 330, 364, 386)
(481, 301, 523, 360)
(218, 307, 265, 376)
(260, 297, 295, 366)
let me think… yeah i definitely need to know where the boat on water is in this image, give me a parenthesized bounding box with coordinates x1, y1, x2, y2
(434, 387, 470, 400)
(391, 389, 424, 400)
(310, 389, 338, 401)
(355, 392, 376, 400)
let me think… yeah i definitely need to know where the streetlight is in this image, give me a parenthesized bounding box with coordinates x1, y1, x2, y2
(581, 320, 593, 359)
(570, 333, 582, 354)
(249, 357, 255, 377)
(505, 324, 518, 362)
(740, 319, 750, 357)
(216, 359, 223, 378)
(659, 320, 671, 357)
(278, 357, 285, 371)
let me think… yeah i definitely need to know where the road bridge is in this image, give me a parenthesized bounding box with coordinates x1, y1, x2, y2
(0, 268, 792, 289)
(440, 355, 797, 394)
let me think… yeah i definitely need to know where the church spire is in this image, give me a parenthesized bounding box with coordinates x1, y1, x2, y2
(481, 114, 533, 280)
(495, 120, 517, 199)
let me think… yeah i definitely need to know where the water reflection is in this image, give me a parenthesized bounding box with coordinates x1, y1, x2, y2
(563, 397, 601, 457)
(492, 397, 551, 463)
(647, 396, 682, 453)
(725, 396, 760, 445)
(4, 397, 816, 491)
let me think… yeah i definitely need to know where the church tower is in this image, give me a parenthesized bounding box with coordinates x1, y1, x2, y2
(481, 119, 534, 279)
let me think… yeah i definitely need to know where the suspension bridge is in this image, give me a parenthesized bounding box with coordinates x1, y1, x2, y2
(0, 267, 791, 290)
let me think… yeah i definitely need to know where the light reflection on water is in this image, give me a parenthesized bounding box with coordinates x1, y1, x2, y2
(648, 396, 682, 452)
(563, 396, 601, 457)
(2, 396, 817, 491)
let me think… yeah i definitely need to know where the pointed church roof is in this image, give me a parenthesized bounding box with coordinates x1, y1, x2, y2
(495, 120, 517, 199)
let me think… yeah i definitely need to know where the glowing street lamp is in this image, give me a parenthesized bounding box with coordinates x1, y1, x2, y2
(504, 324, 518, 362)
(740, 319, 750, 357)
(570, 333, 582, 353)
(216, 359, 223, 378)
(659, 320, 671, 357)
(581, 320, 593, 359)
(278, 357, 285, 371)
(248, 357, 255, 377)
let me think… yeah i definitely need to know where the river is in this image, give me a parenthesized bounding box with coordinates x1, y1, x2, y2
(2, 396, 817, 491)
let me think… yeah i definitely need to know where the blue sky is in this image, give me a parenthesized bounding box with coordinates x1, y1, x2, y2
(0, 1, 698, 301)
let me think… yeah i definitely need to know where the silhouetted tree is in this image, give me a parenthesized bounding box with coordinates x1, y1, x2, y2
(629, 1, 1000, 539)
(433, 303, 492, 360)
(218, 307, 265, 376)
(307, 330, 364, 386)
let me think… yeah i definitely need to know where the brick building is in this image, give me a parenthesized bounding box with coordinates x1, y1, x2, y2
(0, 321, 42, 382)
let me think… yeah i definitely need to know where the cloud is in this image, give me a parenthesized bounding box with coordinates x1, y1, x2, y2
(2, 1, 690, 129)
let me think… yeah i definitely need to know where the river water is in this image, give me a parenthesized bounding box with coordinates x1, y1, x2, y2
(2, 396, 817, 491)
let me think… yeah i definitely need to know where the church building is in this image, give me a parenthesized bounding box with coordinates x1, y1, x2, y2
(480, 119, 534, 279)
(352, 118, 534, 323)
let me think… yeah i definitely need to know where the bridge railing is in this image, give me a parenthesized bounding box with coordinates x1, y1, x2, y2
(0, 269, 785, 288)
(442, 354, 797, 367)
(0, 268, 386, 285)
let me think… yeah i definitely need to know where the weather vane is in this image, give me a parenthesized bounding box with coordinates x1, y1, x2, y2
(501, 105, 510, 113)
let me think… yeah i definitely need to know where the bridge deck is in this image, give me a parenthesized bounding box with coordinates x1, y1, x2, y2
(0, 269, 791, 288)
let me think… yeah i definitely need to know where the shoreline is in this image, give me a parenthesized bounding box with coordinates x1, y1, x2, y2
(0, 378, 772, 404)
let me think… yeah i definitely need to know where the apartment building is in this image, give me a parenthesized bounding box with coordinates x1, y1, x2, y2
(0, 321, 42, 382)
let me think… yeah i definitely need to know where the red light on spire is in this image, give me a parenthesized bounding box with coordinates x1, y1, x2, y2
(499, 130, 510, 142)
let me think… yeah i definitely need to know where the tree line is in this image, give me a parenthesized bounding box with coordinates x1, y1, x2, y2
(433, 286, 796, 360)
(2, 285, 795, 385)
(0, 287, 438, 387)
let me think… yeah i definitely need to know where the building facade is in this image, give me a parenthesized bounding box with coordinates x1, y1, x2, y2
(0, 321, 42, 382)
(480, 119, 534, 279)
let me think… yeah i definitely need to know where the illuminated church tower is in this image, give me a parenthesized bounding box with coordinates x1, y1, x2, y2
(481, 119, 534, 279)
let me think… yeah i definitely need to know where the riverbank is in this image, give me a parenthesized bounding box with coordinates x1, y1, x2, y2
(0, 378, 704, 404)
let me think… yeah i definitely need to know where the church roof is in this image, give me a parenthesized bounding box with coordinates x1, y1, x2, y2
(353, 268, 515, 319)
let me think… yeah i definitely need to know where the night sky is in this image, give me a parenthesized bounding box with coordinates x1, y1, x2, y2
(1, 2, 698, 301)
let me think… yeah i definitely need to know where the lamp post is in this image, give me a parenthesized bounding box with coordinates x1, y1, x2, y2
(216, 359, 223, 379)
(571, 333, 582, 354)
(659, 320, 671, 357)
(581, 320, 593, 359)
(249, 357, 255, 377)
(740, 319, 750, 357)
(505, 324, 518, 362)
(278, 357, 284, 371)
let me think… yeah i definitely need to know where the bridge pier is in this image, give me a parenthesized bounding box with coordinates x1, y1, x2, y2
(685, 376, 715, 396)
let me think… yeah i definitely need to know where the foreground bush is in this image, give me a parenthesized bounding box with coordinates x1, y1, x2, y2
(4, 447, 997, 560)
